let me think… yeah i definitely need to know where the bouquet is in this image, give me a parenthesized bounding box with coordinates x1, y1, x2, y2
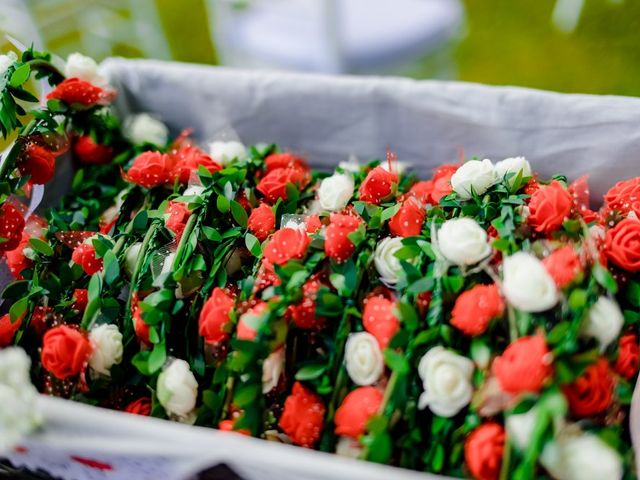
(1, 48, 639, 480)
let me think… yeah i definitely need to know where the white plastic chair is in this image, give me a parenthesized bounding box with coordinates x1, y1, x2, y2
(207, 0, 464, 75)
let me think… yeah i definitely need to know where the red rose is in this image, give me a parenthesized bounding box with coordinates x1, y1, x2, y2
(19, 144, 56, 184)
(363, 294, 399, 348)
(431, 164, 458, 203)
(0, 202, 26, 252)
(542, 245, 582, 288)
(523, 178, 540, 196)
(464, 422, 505, 480)
(257, 167, 310, 203)
(73, 289, 89, 312)
(236, 302, 269, 341)
(305, 214, 322, 234)
(405, 180, 434, 204)
(388, 197, 426, 237)
(563, 358, 613, 417)
(614, 333, 639, 380)
(165, 201, 191, 243)
(73, 136, 113, 165)
(334, 386, 383, 439)
(72, 243, 103, 275)
(132, 295, 150, 346)
(30, 306, 53, 335)
(0, 313, 22, 347)
(41, 325, 92, 380)
(358, 166, 397, 204)
(288, 275, 325, 329)
(569, 175, 598, 223)
(279, 381, 326, 448)
(199, 288, 235, 344)
(5, 235, 31, 279)
(247, 203, 275, 242)
(604, 177, 640, 217)
(265, 152, 308, 173)
(254, 258, 281, 292)
(172, 144, 221, 184)
(263, 227, 310, 266)
(123, 397, 152, 416)
(324, 213, 361, 263)
(493, 335, 552, 394)
(47, 78, 112, 107)
(124, 151, 175, 188)
(450, 284, 504, 336)
(527, 180, 573, 234)
(605, 218, 640, 271)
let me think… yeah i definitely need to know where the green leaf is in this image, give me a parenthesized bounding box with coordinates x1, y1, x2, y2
(230, 200, 248, 227)
(626, 281, 640, 308)
(245, 233, 262, 257)
(216, 194, 230, 213)
(567, 289, 587, 310)
(203, 226, 222, 242)
(593, 263, 617, 293)
(9, 64, 30, 87)
(103, 250, 120, 286)
(10, 297, 28, 323)
(148, 341, 167, 374)
(383, 348, 409, 374)
(381, 203, 401, 222)
(396, 302, 419, 331)
(295, 363, 327, 381)
(28, 238, 53, 256)
(407, 276, 433, 295)
(234, 383, 261, 407)
(132, 210, 148, 231)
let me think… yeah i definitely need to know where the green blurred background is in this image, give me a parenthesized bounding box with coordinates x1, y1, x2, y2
(2, 0, 640, 96)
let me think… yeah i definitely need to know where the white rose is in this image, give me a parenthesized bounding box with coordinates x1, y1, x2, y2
(451, 159, 497, 200)
(184, 184, 205, 197)
(64, 52, 105, 85)
(374, 236, 408, 286)
(336, 437, 362, 458)
(495, 156, 532, 187)
(157, 359, 198, 419)
(338, 155, 360, 173)
(0, 51, 17, 79)
(0, 348, 41, 454)
(540, 429, 622, 480)
(262, 348, 285, 393)
(417, 346, 474, 417)
(581, 296, 623, 352)
(502, 252, 558, 312)
(506, 407, 538, 451)
(209, 141, 247, 166)
(344, 332, 384, 386)
(124, 113, 169, 146)
(437, 218, 492, 266)
(318, 172, 354, 211)
(124, 242, 142, 276)
(89, 324, 123, 376)
(281, 214, 306, 231)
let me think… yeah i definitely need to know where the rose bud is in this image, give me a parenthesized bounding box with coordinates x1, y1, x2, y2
(157, 359, 198, 422)
(318, 172, 354, 211)
(334, 386, 383, 439)
(418, 346, 474, 416)
(30, 306, 53, 335)
(123, 397, 152, 416)
(257, 167, 310, 203)
(124, 151, 175, 188)
(0, 313, 23, 347)
(19, 144, 56, 184)
(279, 381, 326, 448)
(492, 335, 552, 395)
(288, 275, 325, 329)
(71, 242, 103, 275)
(614, 333, 640, 380)
(451, 159, 498, 200)
(65, 53, 104, 84)
(344, 332, 384, 386)
(208, 140, 247, 166)
(47, 77, 114, 107)
(431, 164, 458, 203)
(362, 294, 399, 349)
(437, 218, 492, 266)
(542, 245, 582, 289)
(265, 152, 308, 173)
(73, 135, 113, 165)
(5, 234, 32, 279)
(527, 180, 573, 234)
(247, 203, 275, 242)
(131, 295, 151, 346)
(41, 325, 92, 380)
(495, 156, 532, 188)
(581, 296, 624, 352)
(324, 213, 361, 263)
(388, 197, 425, 237)
(464, 422, 505, 480)
(605, 218, 640, 272)
(88, 324, 123, 376)
(405, 180, 434, 205)
(172, 144, 221, 184)
(72, 289, 89, 312)
(563, 358, 613, 417)
(165, 201, 191, 243)
(358, 166, 397, 204)
(0, 202, 26, 253)
(198, 288, 234, 345)
(450, 284, 504, 336)
(124, 113, 169, 146)
(305, 214, 322, 234)
(263, 227, 310, 266)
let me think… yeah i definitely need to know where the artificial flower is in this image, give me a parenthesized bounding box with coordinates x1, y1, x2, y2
(450, 284, 504, 336)
(88, 324, 123, 376)
(493, 335, 552, 394)
(438, 218, 492, 266)
(502, 252, 558, 312)
(279, 382, 325, 448)
(41, 325, 92, 380)
(318, 172, 354, 211)
(344, 332, 384, 386)
(334, 386, 383, 439)
(157, 359, 198, 421)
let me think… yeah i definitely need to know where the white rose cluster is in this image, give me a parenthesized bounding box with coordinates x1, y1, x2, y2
(502, 252, 558, 312)
(437, 218, 492, 266)
(209, 140, 247, 166)
(157, 359, 198, 423)
(0, 348, 41, 454)
(318, 172, 354, 211)
(89, 324, 124, 376)
(124, 113, 169, 147)
(451, 156, 532, 199)
(417, 346, 474, 417)
(344, 332, 384, 386)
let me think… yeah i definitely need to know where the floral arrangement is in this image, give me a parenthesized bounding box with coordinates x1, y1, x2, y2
(1, 48, 639, 480)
